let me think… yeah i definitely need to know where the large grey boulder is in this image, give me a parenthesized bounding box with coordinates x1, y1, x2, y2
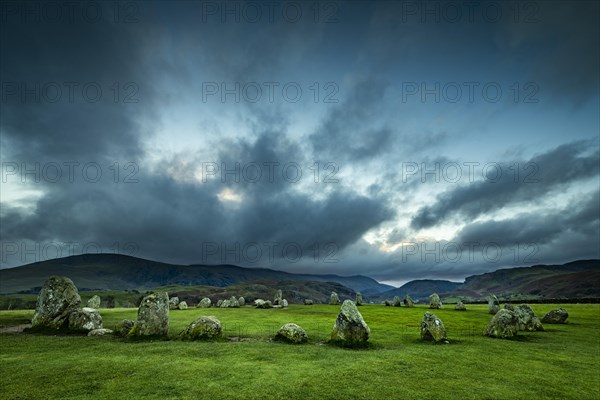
(68, 307, 103, 332)
(238, 297, 245, 306)
(31, 276, 82, 330)
(178, 301, 188, 310)
(356, 292, 363, 306)
(180, 316, 222, 340)
(275, 323, 308, 344)
(541, 308, 569, 324)
(455, 301, 466, 311)
(330, 292, 340, 305)
(331, 300, 370, 347)
(514, 304, 544, 331)
(420, 312, 448, 343)
(169, 296, 180, 310)
(197, 298, 212, 308)
(87, 295, 101, 309)
(429, 293, 442, 309)
(403, 295, 414, 308)
(393, 296, 402, 307)
(484, 309, 519, 339)
(488, 295, 500, 314)
(128, 292, 170, 337)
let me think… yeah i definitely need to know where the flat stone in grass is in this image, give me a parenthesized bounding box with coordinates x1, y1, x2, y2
(455, 301, 466, 311)
(356, 292, 363, 306)
(514, 304, 544, 331)
(180, 316, 222, 340)
(178, 301, 188, 310)
(420, 312, 448, 343)
(330, 291, 340, 305)
(429, 293, 442, 309)
(128, 292, 169, 337)
(31, 276, 82, 330)
(197, 298, 211, 308)
(68, 307, 103, 332)
(331, 300, 370, 347)
(484, 309, 519, 339)
(403, 295, 414, 307)
(541, 308, 569, 324)
(88, 328, 113, 336)
(275, 323, 308, 344)
(87, 295, 101, 309)
(393, 296, 402, 307)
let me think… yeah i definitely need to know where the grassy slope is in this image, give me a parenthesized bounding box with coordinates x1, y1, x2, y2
(1, 304, 599, 399)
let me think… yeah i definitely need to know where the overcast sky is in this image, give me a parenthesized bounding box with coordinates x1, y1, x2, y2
(1, 1, 599, 286)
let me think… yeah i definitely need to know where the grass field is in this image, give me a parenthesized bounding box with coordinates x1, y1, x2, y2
(1, 304, 599, 399)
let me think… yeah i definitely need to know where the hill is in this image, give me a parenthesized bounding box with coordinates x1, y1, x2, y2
(377, 279, 463, 302)
(0, 254, 392, 295)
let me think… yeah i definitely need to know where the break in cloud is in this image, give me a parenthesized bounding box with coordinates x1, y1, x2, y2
(1, 1, 598, 286)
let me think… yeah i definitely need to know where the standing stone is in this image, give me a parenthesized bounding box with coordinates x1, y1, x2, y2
(169, 296, 180, 310)
(356, 292, 363, 306)
(87, 295, 101, 309)
(128, 292, 169, 337)
(229, 296, 240, 308)
(488, 295, 500, 314)
(180, 316, 222, 340)
(255, 299, 273, 309)
(238, 297, 245, 306)
(331, 300, 370, 347)
(403, 295, 414, 308)
(31, 276, 82, 330)
(504, 303, 515, 311)
(282, 299, 289, 307)
(514, 304, 544, 331)
(68, 307, 103, 332)
(455, 301, 466, 311)
(178, 301, 188, 310)
(220, 299, 231, 308)
(275, 323, 308, 344)
(429, 293, 442, 309)
(541, 308, 569, 324)
(420, 312, 448, 343)
(393, 296, 402, 307)
(274, 289, 283, 306)
(216, 299, 223, 307)
(304, 299, 313, 305)
(484, 309, 519, 339)
(116, 319, 135, 336)
(197, 298, 212, 308)
(330, 292, 340, 305)
(384, 299, 392, 306)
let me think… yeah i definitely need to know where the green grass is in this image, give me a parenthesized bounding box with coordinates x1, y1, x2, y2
(1, 304, 599, 399)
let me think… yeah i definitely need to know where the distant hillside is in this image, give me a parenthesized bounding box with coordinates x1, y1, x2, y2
(454, 259, 600, 299)
(0, 254, 392, 294)
(377, 279, 463, 302)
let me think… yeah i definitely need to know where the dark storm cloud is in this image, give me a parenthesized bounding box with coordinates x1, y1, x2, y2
(411, 141, 600, 229)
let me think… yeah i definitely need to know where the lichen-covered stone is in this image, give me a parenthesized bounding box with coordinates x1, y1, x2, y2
(115, 319, 135, 336)
(128, 292, 169, 337)
(488, 295, 500, 314)
(229, 296, 240, 308)
(429, 293, 442, 309)
(504, 303, 515, 311)
(420, 312, 448, 343)
(254, 299, 273, 309)
(197, 298, 212, 308)
(281, 299, 288, 307)
(274, 289, 283, 305)
(304, 299, 313, 305)
(178, 301, 188, 310)
(403, 295, 414, 308)
(384, 299, 391, 306)
(180, 316, 222, 340)
(484, 309, 519, 339)
(238, 297, 245, 306)
(275, 323, 308, 344)
(216, 299, 223, 308)
(356, 292, 363, 306)
(31, 276, 82, 330)
(330, 292, 340, 305)
(68, 307, 103, 332)
(88, 328, 113, 336)
(331, 300, 370, 347)
(393, 296, 402, 307)
(514, 304, 544, 331)
(169, 296, 180, 310)
(87, 295, 101, 309)
(541, 308, 569, 324)
(455, 301, 466, 311)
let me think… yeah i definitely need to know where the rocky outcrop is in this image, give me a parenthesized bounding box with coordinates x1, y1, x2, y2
(275, 323, 308, 344)
(330, 300, 370, 347)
